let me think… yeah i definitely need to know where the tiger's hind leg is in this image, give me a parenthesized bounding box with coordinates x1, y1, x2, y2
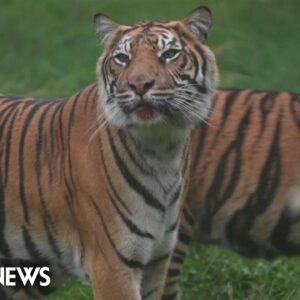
(162, 205, 195, 300)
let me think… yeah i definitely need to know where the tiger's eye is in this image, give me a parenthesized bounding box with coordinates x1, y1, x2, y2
(161, 49, 180, 60)
(114, 53, 130, 64)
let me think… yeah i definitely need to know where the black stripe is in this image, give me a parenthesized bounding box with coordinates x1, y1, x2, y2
(183, 206, 194, 227)
(19, 102, 47, 223)
(0, 174, 11, 257)
(117, 130, 151, 176)
(194, 44, 207, 79)
(84, 84, 98, 113)
(270, 207, 300, 256)
(148, 253, 170, 266)
(125, 132, 168, 192)
(43, 103, 56, 185)
(0, 104, 18, 138)
(191, 123, 208, 168)
(91, 86, 99, 110)
(98, 136, 132, 215)
(43, 219, 62, 260)
(0, 96, 27, 103)
(64, 194, 75, 220)
(58, 102, 66, 182)
(3, 108, 19, 187)
(67, 90, 84, 192)
(165, 219, 179, 234)
(179, 52, 188, 69)
(22, 226, 41, 259)
(168, 184, 181, 207)
(161, 37, 166, 48)
(202, 106, 252, 233)
(64, 174, 75, 206)
(48, 102, 64, 183)
(174, 248, 185, 257)
(91, 197, 145, 269)
(179, 74, 207, 94)
(178, 231, 190, 246)
(106, 183, 155, 239)
(102, 58, 115, 102)
(226, 116, 282, 256)
(212, 90, 241, 145)
(182, 145, 190, 175)
(36, 103, 57, 227)
(101, 57, 108, 92)
(258, 91, 277, 139)
(189, 50, 200, 81)
(35, 103, 63, 260)
(106, 127, 166, 214)
(171, 255, 184, 264)
(67, 89, 84, 136)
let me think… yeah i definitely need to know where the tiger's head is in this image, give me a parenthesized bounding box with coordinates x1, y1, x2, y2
(94, 7, 218, 129)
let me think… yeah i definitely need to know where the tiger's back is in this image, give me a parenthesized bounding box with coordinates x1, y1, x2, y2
(163, 88, 300, 300)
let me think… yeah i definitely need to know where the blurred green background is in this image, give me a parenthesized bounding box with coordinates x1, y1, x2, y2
(1, 0, 300, 299)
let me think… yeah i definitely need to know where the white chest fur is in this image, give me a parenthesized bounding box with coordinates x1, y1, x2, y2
(117, 127, 188, 267)
(122, 168, 184, 266)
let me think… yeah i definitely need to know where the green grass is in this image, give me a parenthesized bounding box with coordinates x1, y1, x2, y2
(180, 245, 300, 300)
(1, 0, 300, 299)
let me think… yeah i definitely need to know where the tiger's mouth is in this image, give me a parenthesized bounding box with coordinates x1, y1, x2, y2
(118, 97, 166, 122)
(134, 102, 161, 121)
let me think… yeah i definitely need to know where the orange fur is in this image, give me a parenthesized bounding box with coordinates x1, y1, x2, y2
(0, 6, 218, 300)
(163, 88, 300, 299)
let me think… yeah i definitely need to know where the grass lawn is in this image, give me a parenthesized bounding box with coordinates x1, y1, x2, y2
(1, 0, 300, 299)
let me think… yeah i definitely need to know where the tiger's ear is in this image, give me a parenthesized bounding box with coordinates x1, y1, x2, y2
(183, 6, 212, 42)
(94, 13, 119, 42)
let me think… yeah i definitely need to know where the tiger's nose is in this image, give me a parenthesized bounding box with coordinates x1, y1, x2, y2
(128, 76, 155, 96)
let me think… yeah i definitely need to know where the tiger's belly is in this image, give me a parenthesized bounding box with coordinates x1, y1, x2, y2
(195, 186, 300, 259)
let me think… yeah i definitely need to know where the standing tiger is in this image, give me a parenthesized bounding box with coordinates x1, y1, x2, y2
(0, 6, 218, 300)
(162, 88, 300, 299)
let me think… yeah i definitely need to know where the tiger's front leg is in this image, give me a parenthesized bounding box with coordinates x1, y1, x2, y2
(141, 257, 171, 300)
(90, 272, 141, 300)
(162, 205, 195, 300)
(85, 251, 142, 300)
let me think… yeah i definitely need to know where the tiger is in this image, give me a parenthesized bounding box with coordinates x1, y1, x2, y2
(162, 88, 300, 299)
(0, 6, 218, 300)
